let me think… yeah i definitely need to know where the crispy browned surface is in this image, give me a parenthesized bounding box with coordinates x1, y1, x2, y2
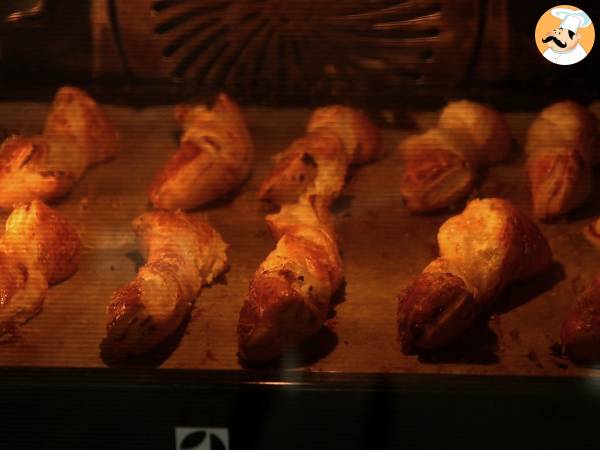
(437, 100, 511, 165)
(398, 272, 477, 353)
(237, 200, 343, 363)
(584, 217, 600, 251)
(238, 274, 309, 363)
(397, 198, 553, 352)
(258, 132, 337, 205)
(260, 106, 380, 207)
(4, 200, 81, 285)
(0, 200, 81, 335)
(561, 275, 600, 362)
(400, 101, 511, 213)
(44, 86, 119, 166)
(103, 211, 228, 358)
(242, 106, 380, 362)
(526, 101, 598, 220)
(400, 128, 475, 213)
(307, 105, 382, 166)
(0, 102, 599, 376)
(149, 93, 254, 210)
(0, 87, 119, 209)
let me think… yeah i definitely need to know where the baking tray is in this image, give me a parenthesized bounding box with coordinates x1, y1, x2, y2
(0, 99, 599, 377)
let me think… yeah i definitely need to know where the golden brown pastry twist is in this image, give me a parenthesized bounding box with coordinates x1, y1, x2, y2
(526, 101, 598, 220)
(239, 105, 381, 363)
(258, 105, 382, 206)
(0, 200, 81, 336)
(104, 211, 228, 357)
(0, 86, 119, 209)
(400, 100, 511, 213)
(561, 274, 600, 362)
(397, 198, 552, 352)
(238, 196, 342, 362)
(150, 93, 254, 210)
(565, 217, 600, 362)
(584, 216, 600, 251)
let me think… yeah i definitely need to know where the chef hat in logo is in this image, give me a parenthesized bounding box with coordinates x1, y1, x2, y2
(551, 7, 592, 33)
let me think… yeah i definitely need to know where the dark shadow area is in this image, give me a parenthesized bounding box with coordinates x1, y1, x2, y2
(125, 250, 145, 271)
(329, 281, 347, 310)
(211, 272, 228, 286)
(330, 194, 354, 214)
(371, 108, 418, 129)
(504, 137, 522, 163)
(400, 195, 469, 218)
(550, 341, 600, 371)
(99, 314, 191, 368)
(549, 342, 570, 370)
(473, 165, 491, 193)
(416, 317, 499, 365)
(494, 261, 565, 315)
(170, 129, 181, 142)
(258, 199, 280, 215)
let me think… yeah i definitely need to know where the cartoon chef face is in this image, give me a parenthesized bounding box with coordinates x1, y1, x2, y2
(542, 27, 581, 52)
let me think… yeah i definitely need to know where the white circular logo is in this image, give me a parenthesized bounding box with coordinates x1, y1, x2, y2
(536, 5, 595, 65)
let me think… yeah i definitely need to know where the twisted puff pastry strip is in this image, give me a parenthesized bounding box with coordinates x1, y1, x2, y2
(0, 200, 81, 336)
(397, 198, 552, 353)
(584, 217, 600, 251)
(103, 211, 228, 357)
(400, 100, 511, 213)
(239, 106, 381, 363)
(525, 101, 598, 220)
(561, 274, 600, 362)
(258, 105, 382, 206)
(564, 220, 600, 362)
(237, 196, 342, 362)
(0, 86, 119, 209)
(150, 93, 254, 210)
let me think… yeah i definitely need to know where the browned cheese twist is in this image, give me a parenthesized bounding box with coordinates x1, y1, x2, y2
(238, 105, 382, 363)
(584, 216, 600, 251)
(103, 211, 228, 357)
(0, 200, 81, 336)
(0, 86, 119, 209)
(400, 100, 511, 213)
(526, 101, 598, 220)
(150, 93, 254, 210)
(397, 198, 552, 353)
(238, 198, 343, 362)
(561, 274, 600, 362)
(564, 213, 600, 362)
(258, 105, 382, 206)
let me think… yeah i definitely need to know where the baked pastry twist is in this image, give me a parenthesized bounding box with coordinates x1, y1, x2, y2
(584, 216, 600, 251)
(258, 105, 381, 206)
(150, 93, 254, 210)
(0, 86, 119, 209)
(561, 274, 600, 362)
(237, 196, 343, 362)
(240, 105, 381, 363)
(104, 211, 228, 357)
(400, 100, 511, 213)
(565, 218, 600, 361)
(0, 200, 81, 335)
(397, 198, 552, 352)
(526, 101, 598, 220)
